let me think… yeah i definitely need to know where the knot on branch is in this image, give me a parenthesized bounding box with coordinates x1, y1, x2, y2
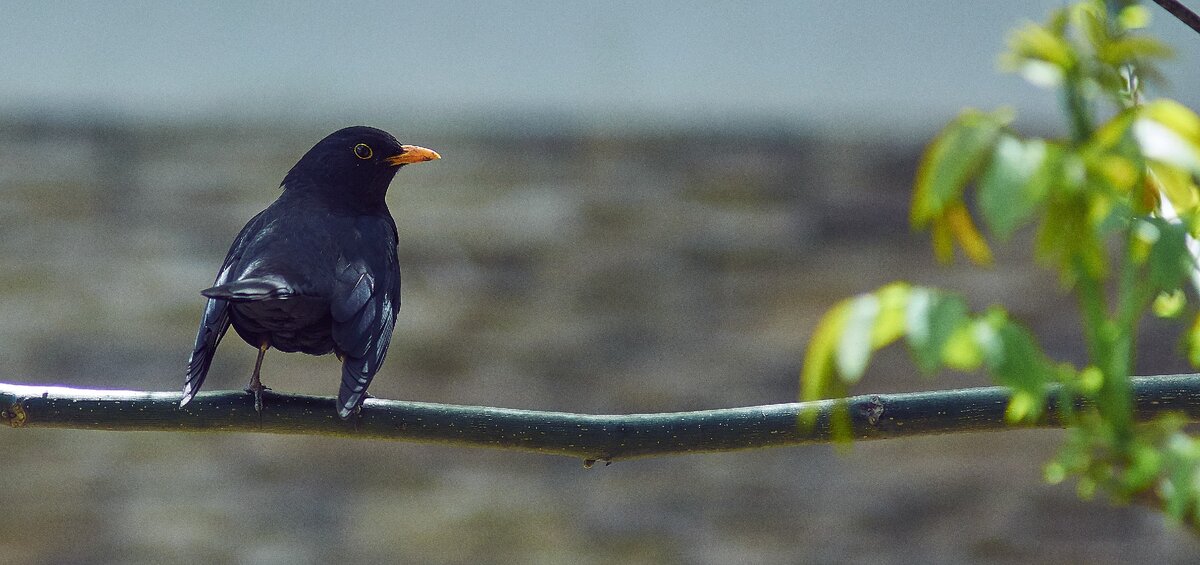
(858, 395, 886, 426)
(4, 402, 27, 428)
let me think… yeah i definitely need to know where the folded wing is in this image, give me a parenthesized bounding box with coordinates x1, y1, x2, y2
(331, 251, 400, 418)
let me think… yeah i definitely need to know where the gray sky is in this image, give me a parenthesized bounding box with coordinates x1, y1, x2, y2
(3, 1, 1200, 137)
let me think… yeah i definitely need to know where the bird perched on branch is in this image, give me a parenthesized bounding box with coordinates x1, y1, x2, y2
(180, 126, 440, 418)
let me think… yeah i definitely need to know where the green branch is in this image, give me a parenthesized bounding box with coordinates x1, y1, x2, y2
(4, 376, 1200, 464)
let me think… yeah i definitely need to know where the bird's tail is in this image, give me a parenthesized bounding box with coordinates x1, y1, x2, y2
(181, 297, 231, 407)
(338, 355, 377, 419)
(201, 276, 294, 301)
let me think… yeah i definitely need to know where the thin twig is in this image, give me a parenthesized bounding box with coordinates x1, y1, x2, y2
(1152, 0, 1200, 36)
(5, 375, 1200, 464)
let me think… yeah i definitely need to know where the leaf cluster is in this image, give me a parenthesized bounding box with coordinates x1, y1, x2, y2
(801, 0, 1200, 525)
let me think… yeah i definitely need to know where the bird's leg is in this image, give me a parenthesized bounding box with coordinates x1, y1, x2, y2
(245, 341, 271, 414)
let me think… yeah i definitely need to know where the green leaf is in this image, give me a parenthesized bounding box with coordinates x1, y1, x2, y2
(986, 320, 1023, 382)
(978, 136, 1052, 239)
(1036, 187, 1108, 283)
(1124, 442, 1163, 492)
(1187, 314, 1200, 367)
(836, 295, 879, 384)
(1077, 477, 1097, 500)
(1139, 217, 1193, 292)
(1089, 108, 1137, 152)
(1162, 433, 1200, 521)
(912, 109, 1011, 226)
(835, 283, 911, 385)
(1044, 461, 1067, 484)
(978, 317, 1053, 419)
(905, 289, 970, 374)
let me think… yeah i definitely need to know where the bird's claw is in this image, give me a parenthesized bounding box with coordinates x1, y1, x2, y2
(244, 384, 270, 414)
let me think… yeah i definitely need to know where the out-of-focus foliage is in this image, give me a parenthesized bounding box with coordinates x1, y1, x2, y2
(801, 283, 1061, 440)
(802, 0, 1200, 527)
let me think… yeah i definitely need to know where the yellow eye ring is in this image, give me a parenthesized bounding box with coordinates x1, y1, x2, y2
(353, 143, 373, 160)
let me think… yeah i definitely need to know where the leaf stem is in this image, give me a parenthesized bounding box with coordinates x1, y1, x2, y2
(1063, 72, 1093, 144)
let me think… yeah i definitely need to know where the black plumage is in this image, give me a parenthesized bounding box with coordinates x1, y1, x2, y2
(180, 126, 439, 418)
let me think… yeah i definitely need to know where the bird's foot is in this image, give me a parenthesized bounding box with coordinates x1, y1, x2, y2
(244, 383, 271, 414)
(246, 341, 271, 416)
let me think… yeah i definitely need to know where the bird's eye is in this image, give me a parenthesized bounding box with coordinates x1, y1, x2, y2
(353, 143, 373, 160)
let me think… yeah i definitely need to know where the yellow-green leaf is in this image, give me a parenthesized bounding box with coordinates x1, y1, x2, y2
(1144, 100, 1200, 143)
(912, 109, 1010, 226)
(872, 282, 912, 347)
(801, 302, 850, 402)
(1093, 155, 1139, 193)
(1136, 119, 1200, 173)
(1006, 390, 1038, 423)
(1118, 5, 1151, 30)
(1044, 461, 1067, 484)
(931, 217, 954, 264)
(942, 323, 984, 371)
(1078, 366, 1104, 394)
(1138, 101, 1200, 174)
(1007, 20, 1074, 68)
(945, 202, 994, 265)
(1150, 162, 1200, 219)
(1100, 36, 1173, 65)
(1153, 289, 1187, 318)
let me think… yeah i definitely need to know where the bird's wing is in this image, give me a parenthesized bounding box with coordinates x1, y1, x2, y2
(330, 225, 400, 418)
(181, 210, 269, 407)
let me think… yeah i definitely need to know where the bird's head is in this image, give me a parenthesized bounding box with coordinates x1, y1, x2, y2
(282, 126, 440, 206)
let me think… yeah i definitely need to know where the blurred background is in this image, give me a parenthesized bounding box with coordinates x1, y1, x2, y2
(4, 1, 1200, 563)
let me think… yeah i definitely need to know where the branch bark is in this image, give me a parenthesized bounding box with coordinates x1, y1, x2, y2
(4, 375, 1200, 464)
(1151, 0, 1200, 36)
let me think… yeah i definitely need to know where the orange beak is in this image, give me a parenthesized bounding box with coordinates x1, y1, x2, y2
(386, 145, 441, 166)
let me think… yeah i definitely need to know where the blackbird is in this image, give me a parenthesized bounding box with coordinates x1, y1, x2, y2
(180, 126, 439, 418)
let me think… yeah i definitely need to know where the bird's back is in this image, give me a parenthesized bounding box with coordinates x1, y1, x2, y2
(218, 194, 378, 354)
